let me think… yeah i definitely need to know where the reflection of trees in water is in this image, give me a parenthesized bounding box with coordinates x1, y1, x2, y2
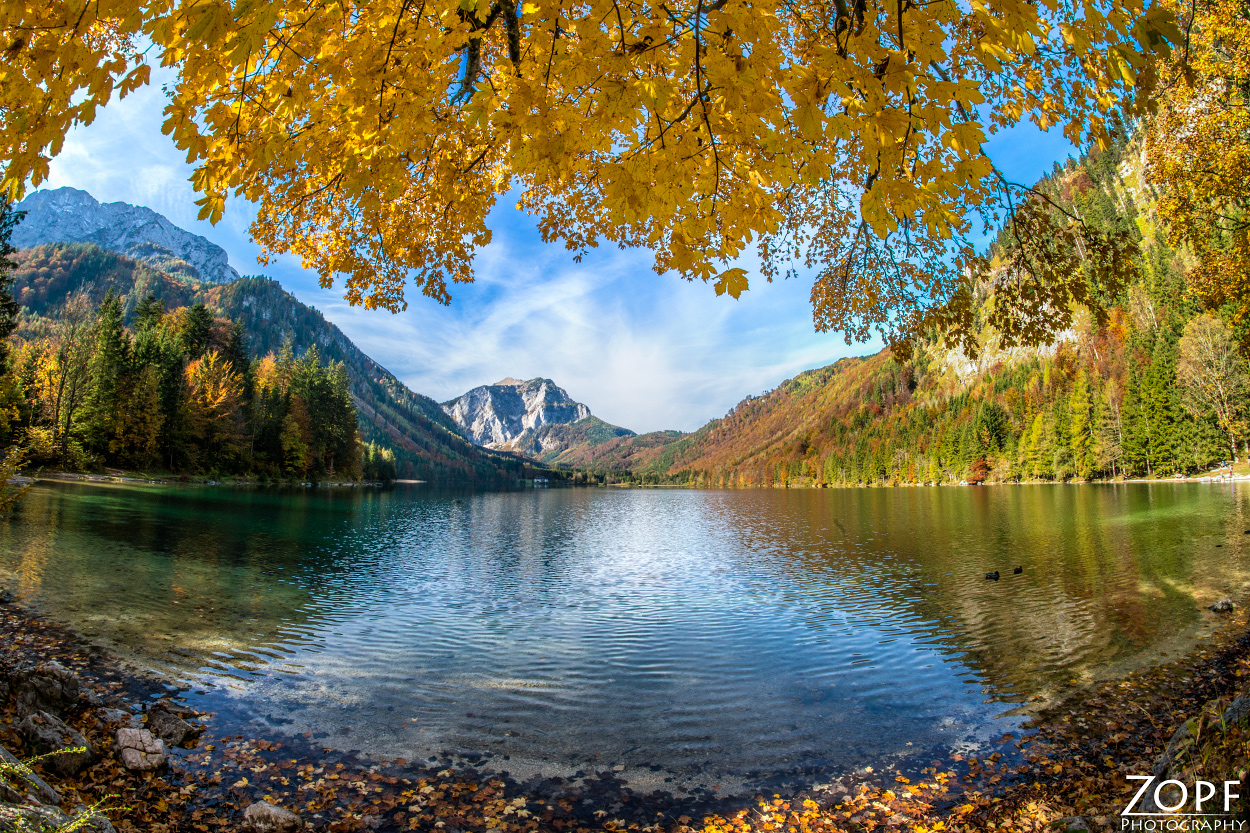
(0, 483, 401, 676)
(720, 485, 1248, 704)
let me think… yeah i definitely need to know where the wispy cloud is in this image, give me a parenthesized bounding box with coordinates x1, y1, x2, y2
(41, 73, 1071, 434)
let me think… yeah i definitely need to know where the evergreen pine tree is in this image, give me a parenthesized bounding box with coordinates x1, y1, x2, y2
(82, 290, 131, 454)
(225, 321, 255, 418)
(1069, 371, 1095, 479)
(180, 303, 214, 359)
(134, 294, 165, 332)
(116, 364, 164, 468)
(1142, 328, 1180, 475)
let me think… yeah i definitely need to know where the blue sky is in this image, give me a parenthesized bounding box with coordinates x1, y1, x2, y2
(38, 73, 1075, 433)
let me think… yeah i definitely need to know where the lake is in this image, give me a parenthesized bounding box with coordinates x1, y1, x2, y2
(1, 481, 1247, 794)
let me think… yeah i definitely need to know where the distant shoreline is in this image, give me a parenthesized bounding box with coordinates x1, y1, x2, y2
(27, 470, 394, 488)
(18, 468, 1250, 493)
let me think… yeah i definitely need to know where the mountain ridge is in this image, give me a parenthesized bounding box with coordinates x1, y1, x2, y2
(13, 188, 241, 285)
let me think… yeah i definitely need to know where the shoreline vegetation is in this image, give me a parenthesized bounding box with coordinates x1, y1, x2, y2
(0, 290, 401, 488)
(15, 457, 1249, 494)
(0, 591, 1246, 832)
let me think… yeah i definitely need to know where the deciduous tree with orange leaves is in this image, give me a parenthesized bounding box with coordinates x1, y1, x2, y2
(1145, 0, 1250, 343)
(1, 0, 1178, 350)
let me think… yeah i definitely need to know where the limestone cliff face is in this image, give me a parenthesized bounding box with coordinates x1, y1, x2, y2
(443, 378, 592, 449)
(13, 187, 240, 284)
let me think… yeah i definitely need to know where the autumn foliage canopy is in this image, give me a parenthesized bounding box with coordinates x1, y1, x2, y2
(0, 0, 1180, 347)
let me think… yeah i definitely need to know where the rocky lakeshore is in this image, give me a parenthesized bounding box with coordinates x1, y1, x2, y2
(0, 594, 1247, 832)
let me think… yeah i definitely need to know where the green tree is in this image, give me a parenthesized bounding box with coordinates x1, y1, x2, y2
(1176, 313, 1250, 465)
(1121, 363, 1150, 476)
(1069, 370, 1095, 479)
(81, 290, 130, 455)
(115, 364, 164, 468)
(280, 399, 311, 478)
(1025, 413, 1054, 480)
(134, 294, 165, 332)
(47, 294, 96, 467)
(1142, 328, 1181, 474)
(179, 303, 214, 360)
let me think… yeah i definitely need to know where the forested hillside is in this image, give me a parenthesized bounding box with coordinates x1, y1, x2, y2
(5, 243, 530, 484)
(574, 137, 1246, 487)
(4, 288, 386, 480)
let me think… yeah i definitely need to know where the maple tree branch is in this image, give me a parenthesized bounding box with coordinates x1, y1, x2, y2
(692, 0, 722, 209)
(452, 2, 508, 102)
(461, 142, 494, 173)
(503, 0, 522, 65)
(379, 0, 419, 126)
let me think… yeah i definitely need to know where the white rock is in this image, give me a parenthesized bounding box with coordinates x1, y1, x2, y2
(243, 801, 302, 832)
(114, 728, 167, 770)
(442, 378, 598, 449)
(13, 187, 240, 284)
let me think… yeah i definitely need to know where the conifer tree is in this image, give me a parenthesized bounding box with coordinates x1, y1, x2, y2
(1069, 371, 1095, 479)
(179, 302, 214, 359)
(1142, 328, 1180, 475)
(82, 290, 131, 454)
(1026, 413, 1053, 480)
(116, 364, 164, 468)
(134, 294, 165, 332)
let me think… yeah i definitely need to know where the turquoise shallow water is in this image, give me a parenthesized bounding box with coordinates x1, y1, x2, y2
(2, 481, 1248, 792)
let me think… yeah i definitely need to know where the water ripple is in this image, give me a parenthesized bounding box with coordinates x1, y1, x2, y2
(1, 482, 1248, 790)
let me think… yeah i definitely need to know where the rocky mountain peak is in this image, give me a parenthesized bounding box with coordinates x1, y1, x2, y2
(12, 187, 241, 284)
(443, 377, 592, 448)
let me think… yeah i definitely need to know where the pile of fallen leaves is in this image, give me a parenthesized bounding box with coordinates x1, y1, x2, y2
(1, 602, 1247, 832)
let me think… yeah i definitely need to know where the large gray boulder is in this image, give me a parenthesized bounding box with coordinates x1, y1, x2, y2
(0, 802, 71, 832)
(114, 729, 167, 771)
(17, 712, 95, 776)
(13, 662, 81, 717)
(243, 800, 302, 832)
(146, 706, 201, 746)
(97, 708, 134, 727)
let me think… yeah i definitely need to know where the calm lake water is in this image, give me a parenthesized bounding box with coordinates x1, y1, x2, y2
(2, 481, 1248, 793)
